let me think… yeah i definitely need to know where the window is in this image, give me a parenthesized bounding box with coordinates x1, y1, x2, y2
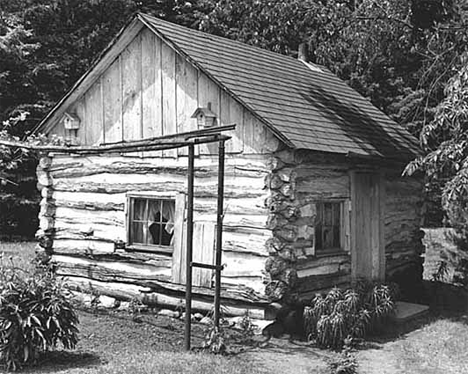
(127, 195, 176, 253)
(315, 201, 349, 254)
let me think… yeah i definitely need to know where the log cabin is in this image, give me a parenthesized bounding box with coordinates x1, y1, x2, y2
(32, 13, 423, 318)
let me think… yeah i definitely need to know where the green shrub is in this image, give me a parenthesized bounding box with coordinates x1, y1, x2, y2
(304, 281, 396, 349)
(0, 256, 79, 371)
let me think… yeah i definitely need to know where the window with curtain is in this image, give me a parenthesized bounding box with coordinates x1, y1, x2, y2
(128, 196, 176, 253)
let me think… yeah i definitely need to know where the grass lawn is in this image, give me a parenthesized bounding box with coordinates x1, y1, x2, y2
(0, 242, 270, 374)
(1, 241, 468, 374)
(356, 315, 468, 374)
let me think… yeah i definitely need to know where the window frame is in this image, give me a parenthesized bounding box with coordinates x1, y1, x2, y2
(314, 199, 350, 256)
(126, 192, 177, 254)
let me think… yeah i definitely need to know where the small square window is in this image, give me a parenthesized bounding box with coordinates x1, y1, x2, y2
(315, 201, 344, 253)
(128, 196, 175, 252)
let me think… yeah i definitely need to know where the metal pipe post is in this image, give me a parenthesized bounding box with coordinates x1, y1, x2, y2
(184, 144, 195, 350)
(213, 140, 226, 328)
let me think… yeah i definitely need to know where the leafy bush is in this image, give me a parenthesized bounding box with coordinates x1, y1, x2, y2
(0, 256, 79, 371)
(304, 281, 396, 349)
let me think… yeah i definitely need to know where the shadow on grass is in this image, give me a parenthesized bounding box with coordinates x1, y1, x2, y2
(21, 351, 103, 373)
(358, 280, 468, 349)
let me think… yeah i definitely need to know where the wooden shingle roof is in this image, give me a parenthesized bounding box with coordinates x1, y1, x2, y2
(139, 13, 418, 161)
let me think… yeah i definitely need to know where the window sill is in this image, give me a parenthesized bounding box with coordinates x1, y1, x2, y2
(125, 244, 173, 255)
(315, 250, 349, 258)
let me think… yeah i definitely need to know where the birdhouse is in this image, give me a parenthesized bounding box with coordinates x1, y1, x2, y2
(61, 112, 81, 130)
(191, 103, 217, 128)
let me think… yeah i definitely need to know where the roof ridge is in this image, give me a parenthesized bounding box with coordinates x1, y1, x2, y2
(137, 12, 326, 72)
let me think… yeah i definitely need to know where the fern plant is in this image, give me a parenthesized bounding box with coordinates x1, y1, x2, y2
(304, 281, 396, 349)
(0, 257, 79, 371)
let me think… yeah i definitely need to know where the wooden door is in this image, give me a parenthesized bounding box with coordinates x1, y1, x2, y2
(172, 218, 216, 288)
(350, 172, 385, 280)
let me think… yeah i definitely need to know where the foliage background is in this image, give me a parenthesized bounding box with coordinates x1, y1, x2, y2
(2, 0, 468, 238)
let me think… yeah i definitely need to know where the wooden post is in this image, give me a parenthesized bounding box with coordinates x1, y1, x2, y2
(213, 140, 225, 328)
(184, 144, 195, 350)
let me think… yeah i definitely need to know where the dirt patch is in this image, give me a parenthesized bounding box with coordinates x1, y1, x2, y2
(241, 339, 333, 374)
(12, 309, 333, 374)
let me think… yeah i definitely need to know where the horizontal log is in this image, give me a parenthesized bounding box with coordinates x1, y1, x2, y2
(222, 251, 265, 278)
(53, 255, 172, 281)
(297, 271, 351, 293)
(221, 276, 265, 294)
(53, 253, 172, 269)
(297, 264, 340, 278)
(143, 292, 266, 318)
(55, 206, 125, 226)
(63, 277, 266, 318)
(52, 172, 265, 190)
(196, 215, 268, 229)
(194, 197, 268, 216)
(296, 255, 351, 278)
(53, 239, 115, 255)
(62, 276, 150, 299)
(50, 161, 268, 180)
(142, 281, 269, 306)
(52, 191, 126, 207)
(53, 223, 126, 242)
(52, 248, 172, 264)
(52, 180, 264, 199)
(223, 225, 271, 235)
(222, 230, 269, 257)
(56, 264, 172, 283)
(50, 154, 269, 172)
(52, 191, 267, 216)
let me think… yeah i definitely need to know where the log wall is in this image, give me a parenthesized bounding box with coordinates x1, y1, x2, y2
(36, 153, 274, 315)
(36, 148, 423, 311)
(263, 150, 351, 300)
(262, 149, 423, 300)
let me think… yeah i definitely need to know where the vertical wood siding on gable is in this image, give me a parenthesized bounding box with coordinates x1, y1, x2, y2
(141, 29, 159, 139)
(46, 29, 278, 154)
(175, 54, 198, 156)
(122, 32, 142, 141)
(84, 79, 103, 145)
(102, 59, 122, 143)
(161, 42, 177, 157)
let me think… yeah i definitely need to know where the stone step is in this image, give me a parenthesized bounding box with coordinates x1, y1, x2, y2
(393, 301, 430, 323)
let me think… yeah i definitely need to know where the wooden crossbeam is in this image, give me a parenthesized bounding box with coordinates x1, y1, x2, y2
(0, 124, 235, 154)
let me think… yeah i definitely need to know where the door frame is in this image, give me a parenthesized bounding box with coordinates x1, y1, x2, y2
(350, 170, 385, 281)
